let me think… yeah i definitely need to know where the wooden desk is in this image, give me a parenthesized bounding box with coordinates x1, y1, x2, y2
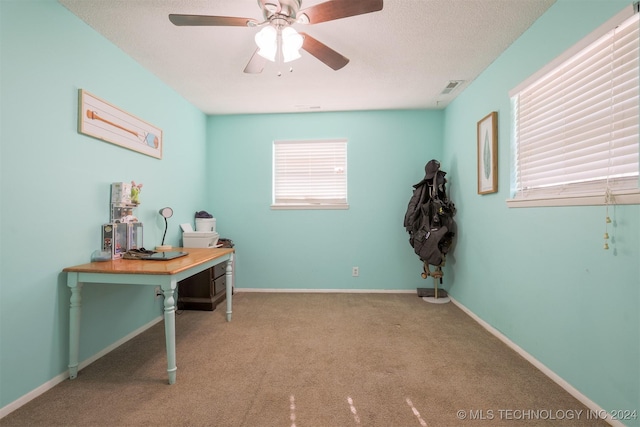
(63, 247, 235, 384)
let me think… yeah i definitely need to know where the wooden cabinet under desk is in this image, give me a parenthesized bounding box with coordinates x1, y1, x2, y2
(177, 262, 227, 311)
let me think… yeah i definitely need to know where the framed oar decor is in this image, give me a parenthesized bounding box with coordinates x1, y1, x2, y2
(78, 89, 163, 159)
(477, 111, 498, 195)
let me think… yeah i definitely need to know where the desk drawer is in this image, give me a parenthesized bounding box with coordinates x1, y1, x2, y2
(214, 274, 226, 295)
(213, 262, 226, 279)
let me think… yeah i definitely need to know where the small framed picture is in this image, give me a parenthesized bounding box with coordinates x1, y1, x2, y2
(477, 112, 498, 194)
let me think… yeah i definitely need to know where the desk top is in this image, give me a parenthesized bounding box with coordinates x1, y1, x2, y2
(63, 247, 234, 276)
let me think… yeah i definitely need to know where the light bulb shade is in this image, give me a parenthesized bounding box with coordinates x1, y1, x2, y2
(254, 25, 303, 63)
(281, 27, 303, 63)
(255, 26, 277, 61)
(159, 207, 173, 218)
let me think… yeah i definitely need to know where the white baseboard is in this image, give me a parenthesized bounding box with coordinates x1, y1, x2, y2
(0, 316, 163, 419)
(448, 296, 623, 427)
(235, 288, 416, 294)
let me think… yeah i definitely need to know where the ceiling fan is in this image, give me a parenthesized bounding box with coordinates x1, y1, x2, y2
(168, 0, 383, 74)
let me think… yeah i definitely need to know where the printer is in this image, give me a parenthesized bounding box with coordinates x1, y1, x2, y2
(181, 220, 219, 248)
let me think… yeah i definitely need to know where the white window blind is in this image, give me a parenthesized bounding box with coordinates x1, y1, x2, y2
(272, 139, 348, 209)
(510, 5, 639, 206)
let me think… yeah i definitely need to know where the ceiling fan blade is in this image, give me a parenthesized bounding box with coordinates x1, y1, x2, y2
(243, 49, 267, 74)
(300, 33, 349, 71)
(298, 0, 383, 24)
(169, 14, 257, 27)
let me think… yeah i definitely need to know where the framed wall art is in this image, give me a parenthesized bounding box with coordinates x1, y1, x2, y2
(78, 89, 163, 159)
(477, 111, 498, 194)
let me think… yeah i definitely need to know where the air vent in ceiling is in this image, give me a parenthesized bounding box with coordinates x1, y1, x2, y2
(441, 80, 464, 95)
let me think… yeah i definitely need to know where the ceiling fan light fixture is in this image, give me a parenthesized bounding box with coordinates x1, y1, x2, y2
(281, 27, 303, 62)
(170, 0, 385, 74)
(255, 25, 303, 63)
(255, 25, 277, 61)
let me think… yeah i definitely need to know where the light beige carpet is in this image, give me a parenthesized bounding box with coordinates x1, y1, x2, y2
(1, 292, 608, 426)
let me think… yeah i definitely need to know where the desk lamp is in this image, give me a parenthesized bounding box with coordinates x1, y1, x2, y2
(157, 207, 174, 250)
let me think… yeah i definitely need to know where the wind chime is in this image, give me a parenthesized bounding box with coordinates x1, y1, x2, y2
(603, 189, 613, 250)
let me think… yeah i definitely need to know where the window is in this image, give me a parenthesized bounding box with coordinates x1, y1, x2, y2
(508, 4, 639, 207)
(272, 139, 348, 209)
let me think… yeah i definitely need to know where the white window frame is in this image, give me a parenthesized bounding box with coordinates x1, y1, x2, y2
(271, 139, 348, 210)
(507, 3, 640, 208)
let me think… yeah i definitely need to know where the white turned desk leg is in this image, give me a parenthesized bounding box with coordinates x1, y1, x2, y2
(67, 273, 82, 380)
(225, 256, 233, 322)
(162, 284, 177, 384)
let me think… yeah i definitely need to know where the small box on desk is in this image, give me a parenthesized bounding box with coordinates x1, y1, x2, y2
(102, 223, 127, 259)
(111, 182, 132, 204)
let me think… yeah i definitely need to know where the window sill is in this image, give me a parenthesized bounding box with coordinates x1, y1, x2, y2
(271, 204, 349, 210)
(506, 191, 640, 208)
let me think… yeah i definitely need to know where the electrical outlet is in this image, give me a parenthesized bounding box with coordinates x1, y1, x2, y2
(154, 286, 163, 299)
(352, 266, 359, 277)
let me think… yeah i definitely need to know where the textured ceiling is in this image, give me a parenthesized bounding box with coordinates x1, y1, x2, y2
(59, 0, 556, 115)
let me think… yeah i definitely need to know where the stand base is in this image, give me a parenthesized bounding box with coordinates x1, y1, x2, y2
(422, 296, 451, 304)
(156, 245, 172, 251)
(417, 288, 450, 304)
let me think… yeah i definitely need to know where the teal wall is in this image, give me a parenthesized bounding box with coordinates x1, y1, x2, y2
(1, 0, 638, 423)
(206, 110, 442, 291)
(1, 0, 207, 409)
(440, 0, 639, 421)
